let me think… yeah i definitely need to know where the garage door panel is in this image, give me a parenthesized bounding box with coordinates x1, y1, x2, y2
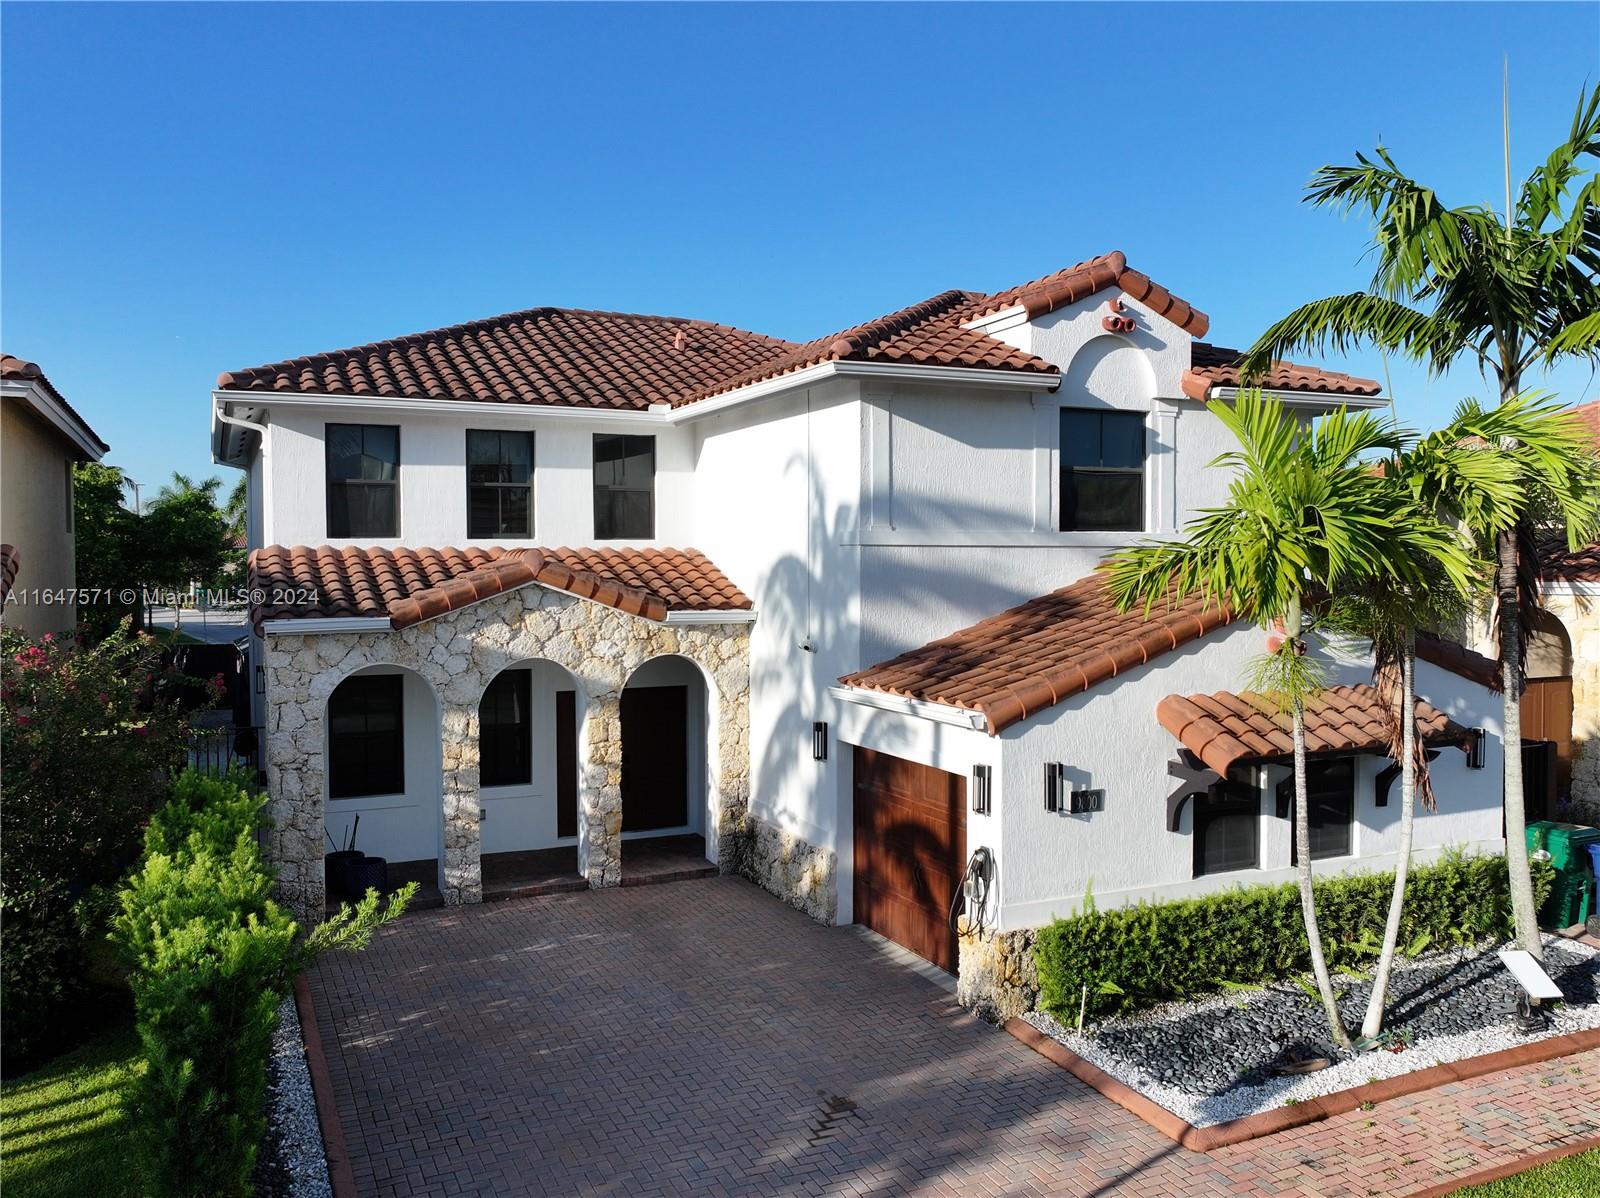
(853, 746, 965, 973)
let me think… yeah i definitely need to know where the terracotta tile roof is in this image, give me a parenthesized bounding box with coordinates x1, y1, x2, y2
(1180, 342, 1383, 401)
(1156, 684, 1474, 777)
(1568, 399, 1600, 448)
(839, 574, 1235, 734)
(961, 250, 1211, 336)
(217, 309, 798, 410)
(212, 251, 1241, 410)
(0, 544, 18, 603)
(248, 544, 751, 632)
(1, 354, 110, 454)
(1542, 403, 1600, 580)
(1415, 632, 1501, 691)
(674, 289, 1058, 406)
(1543, 539, 1600, 583)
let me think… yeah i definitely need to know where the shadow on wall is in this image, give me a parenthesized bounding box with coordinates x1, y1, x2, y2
(746, 448, 1069, 839)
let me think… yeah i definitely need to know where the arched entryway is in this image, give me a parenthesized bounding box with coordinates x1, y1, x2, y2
(619, 654, 716, 875)
(324, 665, 444, 897)
(1523, 609, 1575, 818)
(472, 658, 593, 895)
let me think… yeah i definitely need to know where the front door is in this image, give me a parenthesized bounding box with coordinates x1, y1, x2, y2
(620, 685, 689, 831)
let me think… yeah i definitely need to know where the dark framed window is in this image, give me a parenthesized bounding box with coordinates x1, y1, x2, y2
(480, 669, 532, 788)
(1194, 774, 1259, 877)
(1280, 757, 1357, 862)
(327, 424, 399, 538)
(328, 674, 404, 798)
(1060, 409, 1145, 532)
(593, 434, 655, 539)
(467, 430, 534, 538)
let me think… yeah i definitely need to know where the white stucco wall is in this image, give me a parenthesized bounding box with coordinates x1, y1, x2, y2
(850, 289, 1241, 665)
(686, 380, 863, 875)
(258, 403, 695, 549)
(477, 658, 585, 855)
(987, 630, 1507, 931)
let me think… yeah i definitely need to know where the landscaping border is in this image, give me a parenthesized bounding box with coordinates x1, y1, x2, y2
(294, 974, 357, 1198)
(1403, 1134, 1600, 1198)
(1004, 1017, 1600, 1152)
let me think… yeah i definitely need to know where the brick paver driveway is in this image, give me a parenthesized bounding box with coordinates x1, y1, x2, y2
(309, 876, 1600, 1197)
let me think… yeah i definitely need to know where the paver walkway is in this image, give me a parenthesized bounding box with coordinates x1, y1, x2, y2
(308, 875, 1600, 1197)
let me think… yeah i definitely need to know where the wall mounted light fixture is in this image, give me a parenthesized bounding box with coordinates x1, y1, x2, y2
(812, 721, 828, 762)
(1467, 727, 1486, 770)
(1044, 762, 1065, 812)
(972, 765, 992, 815)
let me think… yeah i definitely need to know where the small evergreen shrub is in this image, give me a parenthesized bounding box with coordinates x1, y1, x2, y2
(1033, 851, 1554, 1020)
(115, 769, 411, 1198)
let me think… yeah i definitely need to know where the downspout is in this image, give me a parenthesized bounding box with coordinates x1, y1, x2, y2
(214, 399, 266, 462)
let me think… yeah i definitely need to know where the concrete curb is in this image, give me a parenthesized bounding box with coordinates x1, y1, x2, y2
(295, 972, 358, 1198)
(1403, 1134, 1600, 1197)
(1004, 1017, 1600, 1153)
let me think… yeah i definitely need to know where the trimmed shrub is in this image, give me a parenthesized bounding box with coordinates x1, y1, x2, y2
(115, 769, 411, 1198)
(0, 623, 197, 1071)
(1033, 851, 1555, 1020)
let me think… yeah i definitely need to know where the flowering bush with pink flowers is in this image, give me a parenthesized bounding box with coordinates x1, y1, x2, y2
(1, 621, 204, 1070)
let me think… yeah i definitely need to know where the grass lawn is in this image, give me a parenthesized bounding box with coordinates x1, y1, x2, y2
(0, 1024, 144, 1198)
(1452, 1150, 1600, 1196)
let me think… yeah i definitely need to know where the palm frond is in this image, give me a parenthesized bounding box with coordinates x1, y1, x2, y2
(1238, 294, 1469, 381)
(1517, 84, 1600, 232)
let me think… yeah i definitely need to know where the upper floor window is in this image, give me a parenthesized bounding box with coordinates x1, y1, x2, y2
(1060, 409, 1145, 532)
(327, 424, 399, 539)
(328, 673, 404, 798)
(467, 430, 534, 538)
(593, 434, 654, 539)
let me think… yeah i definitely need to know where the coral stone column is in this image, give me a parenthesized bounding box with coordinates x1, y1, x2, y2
(439, 700, 483, 905)
(579, 689, 623, 888)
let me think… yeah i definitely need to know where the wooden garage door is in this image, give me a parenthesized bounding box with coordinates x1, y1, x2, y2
(852, 747, 966, 973)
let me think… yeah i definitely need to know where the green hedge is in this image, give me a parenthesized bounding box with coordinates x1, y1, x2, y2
(114, 770, 412, 1198)
(1034, 851, 1554, 1020)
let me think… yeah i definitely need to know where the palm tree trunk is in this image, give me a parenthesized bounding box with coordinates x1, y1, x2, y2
(1362, 634, 1416, 1040)
(1288, 599, 1352, 1050)
(1498, 527, 1541, 957)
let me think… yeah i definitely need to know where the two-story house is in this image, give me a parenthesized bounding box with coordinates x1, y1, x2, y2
(212, 252, 1507, 994)
(2, 354, 109, 637)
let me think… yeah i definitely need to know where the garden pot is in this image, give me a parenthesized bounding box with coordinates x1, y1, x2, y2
(325, 850, 361, 896)
(346, 855, 389, 896)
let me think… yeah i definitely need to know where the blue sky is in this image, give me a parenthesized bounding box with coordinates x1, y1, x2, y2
(3, 2, 1597, 492)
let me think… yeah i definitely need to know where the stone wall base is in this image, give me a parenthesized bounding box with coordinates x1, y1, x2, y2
(957, 927, 1040, 1022)
(730, 815, 838, 925)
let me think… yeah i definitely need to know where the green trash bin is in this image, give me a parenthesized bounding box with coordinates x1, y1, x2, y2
(1527, 820, 1600, 928)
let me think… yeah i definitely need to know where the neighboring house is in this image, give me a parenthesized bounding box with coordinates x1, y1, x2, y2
(1, 354, 109, 637)
(212, 251, 1508, 994)
(1525, 399, 1600, 820)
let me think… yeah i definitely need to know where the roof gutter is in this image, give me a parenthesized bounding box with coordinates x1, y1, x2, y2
(1, 380, 108, 461)
(1205, 385, 1388, 411)
(663, 361, 1061, 424)
(212, 399, 267, 466)
(211, 362, 1061, 435)
(662, 609, 758, 626)
(259, 616, 393, 636)
(827, 684, 990, 732)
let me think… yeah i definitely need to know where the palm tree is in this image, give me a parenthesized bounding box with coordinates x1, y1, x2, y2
(1240, 86, 1600, 957)
(1103, 392, 1475, 1049)
(223, 477, 247, 547)
(153, 472, 224, 506)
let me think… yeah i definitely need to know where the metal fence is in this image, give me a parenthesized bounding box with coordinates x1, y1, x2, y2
(185, 725, 263, 781)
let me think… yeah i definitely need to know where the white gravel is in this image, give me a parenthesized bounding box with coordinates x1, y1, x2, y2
(265, 995, 334, 1198)
(1023, 935, 1600, 1127)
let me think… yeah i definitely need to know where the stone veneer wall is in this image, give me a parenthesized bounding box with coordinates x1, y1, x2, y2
(729, 815, 838, 924)
(1547, 591, 1600, 822)
(262, 584, 750, 924)
(957, 928, 1040, 1022)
